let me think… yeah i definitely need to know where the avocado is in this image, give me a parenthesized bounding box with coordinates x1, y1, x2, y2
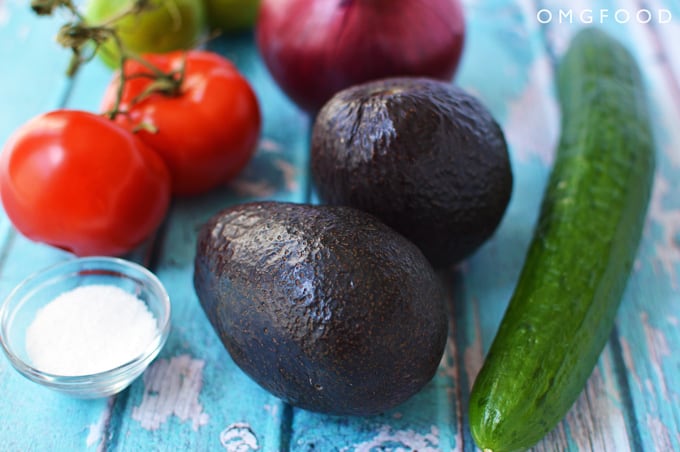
(311, 77, 513, 268)
(193, 201, 447, 416)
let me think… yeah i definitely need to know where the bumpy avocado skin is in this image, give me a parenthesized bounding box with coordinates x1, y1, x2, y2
(193, 202, 447, 416)
(311, 77, 513, 268)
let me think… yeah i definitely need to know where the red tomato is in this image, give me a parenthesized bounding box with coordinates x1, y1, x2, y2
(101, 50, 262, 196)
(0, 110, 171, 257)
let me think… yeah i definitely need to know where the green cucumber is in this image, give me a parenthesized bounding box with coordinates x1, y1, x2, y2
(468, 28, 655, 451)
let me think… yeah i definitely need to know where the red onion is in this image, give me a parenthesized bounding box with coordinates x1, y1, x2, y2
(256, 0, 466, 113)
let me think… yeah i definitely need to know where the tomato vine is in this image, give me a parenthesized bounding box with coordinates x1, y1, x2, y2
(30, 0, 185, 120)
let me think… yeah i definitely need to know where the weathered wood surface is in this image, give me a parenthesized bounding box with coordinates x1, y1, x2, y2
(1, 0, 679, 450)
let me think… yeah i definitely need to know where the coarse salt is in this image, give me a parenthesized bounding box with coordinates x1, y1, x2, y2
(25, 284, 159, 376)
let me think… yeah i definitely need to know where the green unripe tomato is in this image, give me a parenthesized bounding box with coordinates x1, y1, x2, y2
(203, 0, 260, 33)
(85, 0, 207, 68)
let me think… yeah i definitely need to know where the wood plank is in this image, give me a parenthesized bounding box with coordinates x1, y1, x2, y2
(289, 0, 569, 449)
(534, 0, 680, 450)
(0, 5, 119, 451)
(0, 9, 311, 448)
(448, 0, 667, 450)
(604, 5, 680, 439)
(75, 34, 312, 451)
(457, 0, 635, 450)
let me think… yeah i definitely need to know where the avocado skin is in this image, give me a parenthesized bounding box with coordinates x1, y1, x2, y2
(193, 201, 447, 416)
(311, 77, 513, 268)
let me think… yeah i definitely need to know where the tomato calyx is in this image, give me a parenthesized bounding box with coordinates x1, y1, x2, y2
(116, 53, 187, 109)
(105, 56, 187, 122)
(101, 50, 262, 195)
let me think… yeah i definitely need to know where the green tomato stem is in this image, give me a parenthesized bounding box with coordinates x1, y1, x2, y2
(32, 0, 185, 122)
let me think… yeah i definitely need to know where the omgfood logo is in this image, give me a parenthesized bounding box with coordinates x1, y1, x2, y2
(537, 8, 673, 24)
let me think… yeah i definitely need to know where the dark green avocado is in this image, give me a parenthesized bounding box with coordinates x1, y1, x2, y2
(193, 201, 447, 416)
(311, 77, 513, 268)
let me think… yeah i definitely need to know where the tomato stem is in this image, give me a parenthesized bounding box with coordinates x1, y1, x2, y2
(33, 0, 186, 121)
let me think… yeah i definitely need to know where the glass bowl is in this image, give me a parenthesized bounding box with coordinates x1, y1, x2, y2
(0, 256, 171, 398)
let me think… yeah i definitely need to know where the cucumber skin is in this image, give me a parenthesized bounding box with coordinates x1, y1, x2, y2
(468, 28, 655, 452)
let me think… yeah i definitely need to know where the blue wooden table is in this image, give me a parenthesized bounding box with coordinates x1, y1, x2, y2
(1, 1, 679, 450)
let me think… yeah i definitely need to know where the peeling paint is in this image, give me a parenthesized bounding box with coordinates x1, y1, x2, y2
(641, 312, 671, 399)
(131, 354, 209, 431)
(220, 423, 259, 451)
(229, 179, 277, 198)
(647, 414, 673, 451)
(504, 55, 559, 166)
(583, 355, 631, 452)
(273, 159, 299, 192)
(562, 364, 625, 452)
(341, 425, 440, 452)
(619, 337, 642, 392)
(645, 379, 655, 399)
(601, 347, 621, 406)
(565, 394, 596, 451)
(86, 397, 115, 450)
(535, 422, 568, 452)
(649, 175, 680, 289)
(263, 403, 279, 419)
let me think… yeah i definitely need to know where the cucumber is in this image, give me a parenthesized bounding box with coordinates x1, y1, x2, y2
(468, 28, 655, 451)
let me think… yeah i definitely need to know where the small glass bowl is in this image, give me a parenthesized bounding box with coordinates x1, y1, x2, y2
(0, 256, 171, 398)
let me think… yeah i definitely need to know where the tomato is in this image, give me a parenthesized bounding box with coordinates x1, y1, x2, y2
(203, 0, 260, 33)
(101, 50, 262, 196)
(0, 110, 171, 257)
(85, 0, 206, 68)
